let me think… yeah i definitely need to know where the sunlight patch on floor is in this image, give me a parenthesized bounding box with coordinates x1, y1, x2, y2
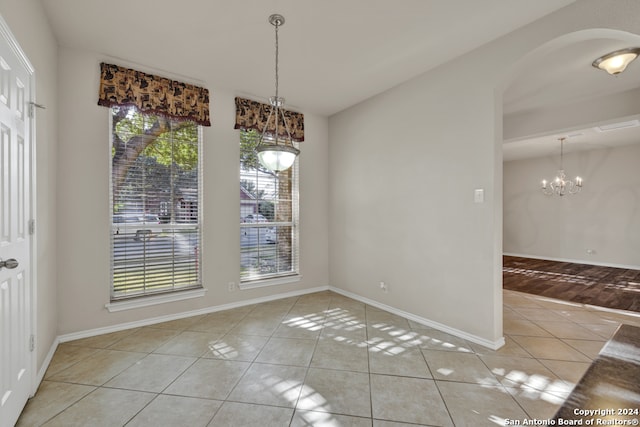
(208, 341, 238, 359)
(282, 315, 324, 331)
(260, 373, 303, 403)
(504, 266, 596, 286)
(297, 384, 331, 414)
(493, 366, 573, 401)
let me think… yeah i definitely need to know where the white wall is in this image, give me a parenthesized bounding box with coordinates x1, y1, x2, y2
(504, 143, 640, 268)
(5, 0, 640, 355)
(328, 0, 640, 345)
(329, 56, 502, 344)
(56, 46, 329, 335)
(0, 0, 58, 372)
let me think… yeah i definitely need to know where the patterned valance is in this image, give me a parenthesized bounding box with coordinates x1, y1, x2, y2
(98, 63, 211, 126)
(234, 97, 304, 142)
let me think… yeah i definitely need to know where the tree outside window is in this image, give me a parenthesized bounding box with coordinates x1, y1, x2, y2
(111, 107, 202, 299)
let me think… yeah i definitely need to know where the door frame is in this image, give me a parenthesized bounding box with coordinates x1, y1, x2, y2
(0, 13, 37, 396)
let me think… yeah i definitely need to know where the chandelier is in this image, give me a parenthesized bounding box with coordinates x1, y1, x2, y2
(541, 137, 583, 196)
(255, 14, 300, 173)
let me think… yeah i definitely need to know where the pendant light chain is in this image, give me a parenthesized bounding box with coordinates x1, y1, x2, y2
(274, 17, 280, 142)
(255, 14, 300, 173)
(274, 18, 279, 101)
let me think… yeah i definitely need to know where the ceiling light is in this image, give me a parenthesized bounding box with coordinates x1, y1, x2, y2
(255, 14, 300, 173)
(541, 138, 583, 197)
(595, 119, 640, 132)
(592, 47, 640, 75)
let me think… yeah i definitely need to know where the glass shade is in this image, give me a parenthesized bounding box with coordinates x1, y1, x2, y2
(593, 48, 640, 75)
(597, 53, 637, 74)
(256, 143, 299, 172)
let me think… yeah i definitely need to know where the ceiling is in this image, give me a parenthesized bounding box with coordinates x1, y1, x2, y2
(503, 34, 640, 161)
(503, 118, 640, 161)
(40, 0, 640, 159)
(40, 0, 576, 116)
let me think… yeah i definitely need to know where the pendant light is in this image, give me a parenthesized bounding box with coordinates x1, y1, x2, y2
(255, 14, 300, 173)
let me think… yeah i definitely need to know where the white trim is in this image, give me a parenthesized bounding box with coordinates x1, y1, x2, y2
(509, 289, 640, 318)
(239, 274, 302, 290)
(329, 287, 506, 351)
(585, 302, 640, 318)
(239, 135, 300, 289)
(35, 338, 59, 391)
(108, 109, 204, 306)
(503, 252, 640, 270)
(0, 16, 35, 73)
(105, 287, 207, 312)
(0, 14, 39, 399)
(62, 285, 329, 343)
(43, 283, 510, 393)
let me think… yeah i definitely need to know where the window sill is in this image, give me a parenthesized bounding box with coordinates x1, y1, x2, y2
(105, 287, 207, 312)
(239, 274, 302, 290)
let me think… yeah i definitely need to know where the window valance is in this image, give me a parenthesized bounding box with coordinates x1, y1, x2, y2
(234, 97, 304, 142)
(98, 63, 211, 126)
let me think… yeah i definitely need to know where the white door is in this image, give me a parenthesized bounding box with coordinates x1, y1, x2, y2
(0, 20, 33, 427)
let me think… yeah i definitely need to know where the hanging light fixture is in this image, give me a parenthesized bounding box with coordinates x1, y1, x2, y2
(541, 137, 583, 197)
(592, 47, 640, 75)
(255, 14, 300, 173)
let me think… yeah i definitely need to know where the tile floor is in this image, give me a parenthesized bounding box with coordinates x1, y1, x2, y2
(16, 290, 640, 426)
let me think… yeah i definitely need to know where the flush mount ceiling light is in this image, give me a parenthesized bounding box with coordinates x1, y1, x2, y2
(592, 47, 640, 75)
(541, 137, 583, 197)
(255, 14, 300, 173)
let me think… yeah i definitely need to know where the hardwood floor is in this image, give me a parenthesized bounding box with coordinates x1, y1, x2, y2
(503, 256, 640, 313)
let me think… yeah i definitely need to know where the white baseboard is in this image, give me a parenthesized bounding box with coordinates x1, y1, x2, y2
(34, 337, 59, 393)
(58, 285, 330, 343)
(38, 282, 503, 392)
(503, 252, 640, 270)
(32, 286, 329, 394)
(328, 287, 505, 351)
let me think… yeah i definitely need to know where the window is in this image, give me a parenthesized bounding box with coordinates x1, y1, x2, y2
(110, 107, 202, 300)
(240, 130, 299, 283)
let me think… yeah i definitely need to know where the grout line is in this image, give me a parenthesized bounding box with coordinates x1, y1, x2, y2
(23, 290, 636, 425)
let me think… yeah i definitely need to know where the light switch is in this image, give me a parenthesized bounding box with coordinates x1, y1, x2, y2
(474, 189, 484, 203)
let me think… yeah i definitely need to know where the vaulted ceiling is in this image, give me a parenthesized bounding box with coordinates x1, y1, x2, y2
(41, 0, 576, 116)
(503, 30, 640, 160)
(41, 0, 640, 159)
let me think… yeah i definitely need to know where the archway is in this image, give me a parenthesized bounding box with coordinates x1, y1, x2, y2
(497, 28, 640, 308)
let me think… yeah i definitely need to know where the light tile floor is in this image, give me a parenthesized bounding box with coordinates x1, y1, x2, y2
(17, 290, 640, 426)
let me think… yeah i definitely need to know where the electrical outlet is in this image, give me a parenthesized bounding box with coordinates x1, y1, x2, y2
(228, 282, 236, 292)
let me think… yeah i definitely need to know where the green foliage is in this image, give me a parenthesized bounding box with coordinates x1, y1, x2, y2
(258, 201, 274, 220)
(113, 107, 198, 170)
(113, 108, 147, 142)
(143, 125, 198, 170)
(240, 129, 261, 171)
(111, 107, 199, 216)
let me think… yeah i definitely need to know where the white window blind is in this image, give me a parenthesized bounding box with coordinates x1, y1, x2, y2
(110, 107, 202, 299)
(240, 130, 299, 282)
